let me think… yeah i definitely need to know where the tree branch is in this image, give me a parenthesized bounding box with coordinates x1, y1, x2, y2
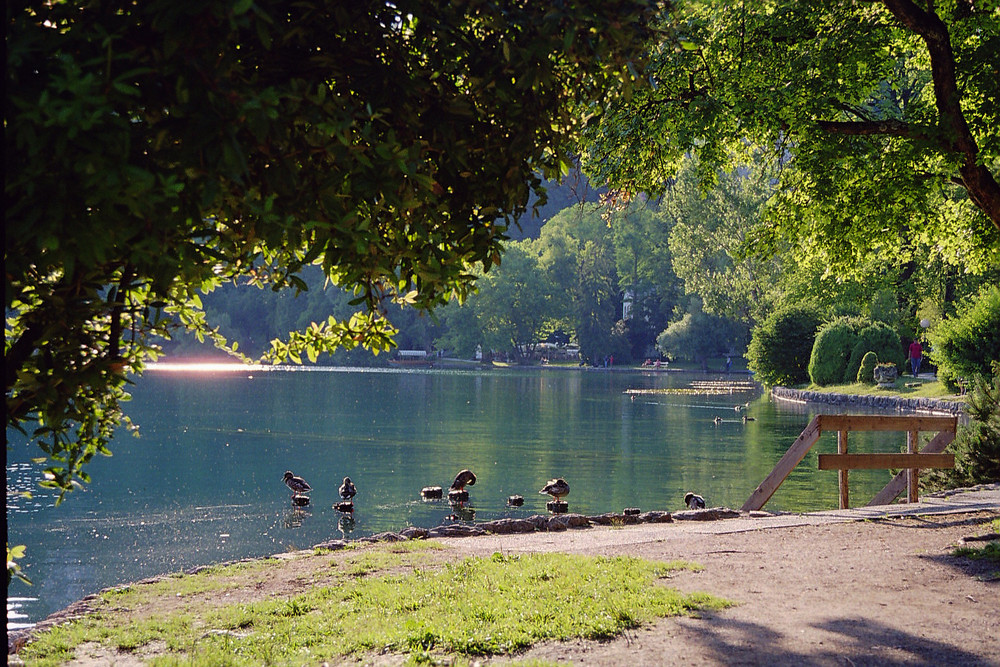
(815, 119, 936, 142)
(880, 0, 1000, 231)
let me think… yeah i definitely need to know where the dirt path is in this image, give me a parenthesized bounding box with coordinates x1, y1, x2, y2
(11, 488, 1000, 666)
(449, 511, 1000, 666)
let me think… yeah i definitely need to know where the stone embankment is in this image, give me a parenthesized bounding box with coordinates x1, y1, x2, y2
(771, 386, 965, 416)
(311, 507, 742, 550)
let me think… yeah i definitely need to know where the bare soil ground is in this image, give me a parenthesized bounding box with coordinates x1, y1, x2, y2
(12, 504, 1000, 666)
(460, 510, 1000, 667)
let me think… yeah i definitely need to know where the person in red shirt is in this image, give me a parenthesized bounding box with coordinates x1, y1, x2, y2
(908, 339, 923, 377)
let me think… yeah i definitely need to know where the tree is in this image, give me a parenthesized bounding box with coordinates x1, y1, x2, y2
(927, 285, 1000, 389)
(465, 243, 558, 360)
(580, 0, 1000, 274)
(746, 303, 824, 387)
(656, 298, 743, 368)
(660, 157, 781, 328)
(6, 0, 658, 499)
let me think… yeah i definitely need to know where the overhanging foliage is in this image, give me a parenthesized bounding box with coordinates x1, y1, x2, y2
(5, 0, 659, 499)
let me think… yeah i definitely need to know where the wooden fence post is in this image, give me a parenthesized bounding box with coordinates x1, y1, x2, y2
(838, 430, 849, 509)
(907, 430, 918, 503)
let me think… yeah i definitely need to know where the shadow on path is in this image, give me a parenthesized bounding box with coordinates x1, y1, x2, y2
(678, 614, 992, 666)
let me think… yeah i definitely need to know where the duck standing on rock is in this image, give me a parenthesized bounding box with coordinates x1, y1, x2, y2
(539, 478, 570, 501)
(450, 469, 477, 491)
(684, 492, 706, 510)
(448, 469, 476, 503)
(339, 476, 357, 501)
(283, 471, 312, 497)
(335, 476, 357, 513)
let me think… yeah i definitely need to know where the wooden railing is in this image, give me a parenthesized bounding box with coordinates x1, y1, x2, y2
(742, 415, 957, 511)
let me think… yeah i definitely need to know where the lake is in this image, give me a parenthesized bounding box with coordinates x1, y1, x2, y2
(7, 365, 904, 628)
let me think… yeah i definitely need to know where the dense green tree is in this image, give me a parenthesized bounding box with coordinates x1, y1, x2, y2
(660, 158, 781, 327)
(928, 285, 1000, 389)
(6, 0, 658, 499)
(581, 0, 1000, 274)
(746, 303, 824, 386)
(572, 239, 623, 365)
(467, 244, 558, 359)
(656, 299, 744, 368)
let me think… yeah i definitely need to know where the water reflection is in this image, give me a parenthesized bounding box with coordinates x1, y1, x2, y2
(282, 507, 311, 530)
(7, 367, 904, 627)
(337, 514, 356, 538)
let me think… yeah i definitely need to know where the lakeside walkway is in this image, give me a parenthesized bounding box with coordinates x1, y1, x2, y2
(430, 484, 1000, 555)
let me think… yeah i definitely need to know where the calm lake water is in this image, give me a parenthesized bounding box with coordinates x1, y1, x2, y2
(7, 365, 906, 627)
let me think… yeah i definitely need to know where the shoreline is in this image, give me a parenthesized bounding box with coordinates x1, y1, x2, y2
(10, 486, 999, 663)
(770, 385, 965, 416)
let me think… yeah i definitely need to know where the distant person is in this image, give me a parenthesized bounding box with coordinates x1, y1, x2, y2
(908, 339, 923, 376)
(725, 355, 732, 374)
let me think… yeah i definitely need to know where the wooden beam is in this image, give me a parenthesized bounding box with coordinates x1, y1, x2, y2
(817, 415, 957, 433)
(818, 453, 955, 470)
(867, 430, 956, 506)
(742, 416, 821, 511)
(838, 430, 849, 510)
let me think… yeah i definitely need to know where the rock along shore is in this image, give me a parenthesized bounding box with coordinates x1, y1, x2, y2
(771, 385, 965, 416)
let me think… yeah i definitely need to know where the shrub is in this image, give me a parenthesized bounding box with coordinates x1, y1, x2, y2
(856, 351, 879, 385)
(953, 367, 1000, 484)
(746, 303, 823, 386)
(844, 322, 904, 383)
(926, 366, 1000, 491)
(808, 316, 864, 386)
(928, 286, 1000, 391)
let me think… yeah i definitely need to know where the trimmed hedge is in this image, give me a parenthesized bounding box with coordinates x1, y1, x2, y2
(857, 351, 879, 385)
(844, 322, 904, 383)
(746, 303, 823, 387)
(808, 316, 864, 386)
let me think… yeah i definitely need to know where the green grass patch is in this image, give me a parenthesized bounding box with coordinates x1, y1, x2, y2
(105, 559, 284, 605)
(20, 550, 727, 666)
(800, 377, 963, 401)
(951, 519, 1000, 580)
(952, 541, 1000, 562)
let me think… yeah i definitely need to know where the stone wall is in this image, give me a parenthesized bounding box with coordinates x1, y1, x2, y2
(771, 386, 965, 416)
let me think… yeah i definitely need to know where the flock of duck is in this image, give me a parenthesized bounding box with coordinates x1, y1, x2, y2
(283, 469, 708, 514)
(713, 402, 756, 425)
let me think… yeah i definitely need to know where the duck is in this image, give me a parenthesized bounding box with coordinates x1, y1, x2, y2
(684, 492, 706, 510)
(742, 415, 756, 423)
(339, 476, 357, 501)
(713, 416, 723, 424)
(539, 478, 570, 501)
(450, 469, 477, 491)
(283, 470, 312, 497)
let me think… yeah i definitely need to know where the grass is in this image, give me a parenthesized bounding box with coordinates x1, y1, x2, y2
(19, 547, 728, 666)
(950, 518, 1000, 582)
(951, 518, 1000, 574)
(800, 376, 963, 401)
(952, 541, 1000, 561)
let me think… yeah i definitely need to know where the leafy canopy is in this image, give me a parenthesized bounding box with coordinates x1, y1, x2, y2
(5, 0, 659, 499)
(580, 0, 1000, 273)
